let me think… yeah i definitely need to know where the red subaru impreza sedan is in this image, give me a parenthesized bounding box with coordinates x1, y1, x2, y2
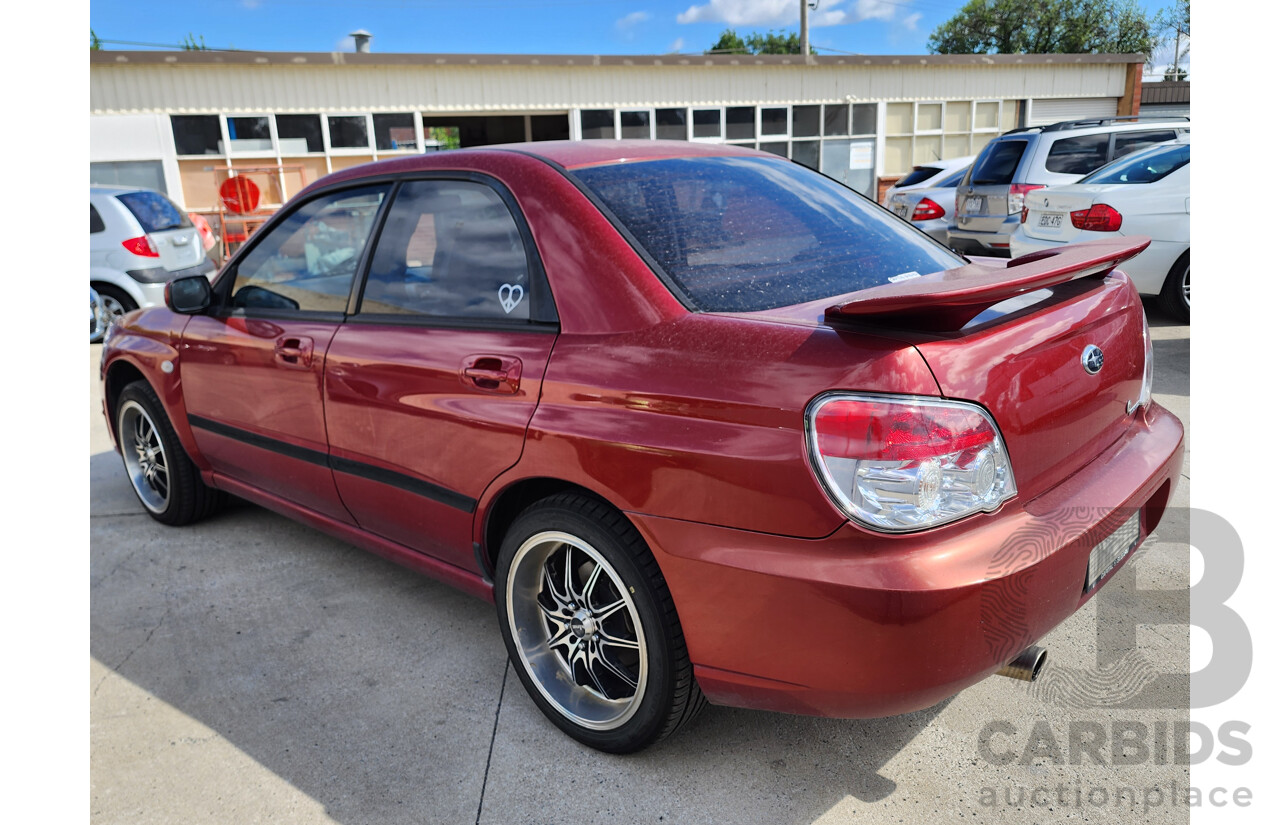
(100, 140, 1183, 753)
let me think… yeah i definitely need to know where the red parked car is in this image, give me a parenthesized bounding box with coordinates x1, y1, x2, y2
(100, 140, 1183, 753)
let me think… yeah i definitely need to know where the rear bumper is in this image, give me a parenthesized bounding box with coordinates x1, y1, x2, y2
(633, 402, 1184, 718)
(948, 217, 1021, 258)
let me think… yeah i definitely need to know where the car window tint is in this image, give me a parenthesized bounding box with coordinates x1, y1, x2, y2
(231, 185, 388, 313)
(970, 140, 1027, 185)
(116, 191, 193, 233)
(895, 166, 943, 188)
(361, 180, 531, 320)
(1080, 143, 1190, 185)
(90, 204, 105, 234)
(937, 167, 968, 188)
(1113, 130, 1178, 160)
(575, 156, 963, 312)
(1044, 134, 1110, 175)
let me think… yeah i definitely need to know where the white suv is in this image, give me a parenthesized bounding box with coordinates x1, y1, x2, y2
(948, 116, 1190, 257)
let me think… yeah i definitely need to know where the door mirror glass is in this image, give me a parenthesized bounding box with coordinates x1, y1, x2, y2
(166, 276, 212, 314)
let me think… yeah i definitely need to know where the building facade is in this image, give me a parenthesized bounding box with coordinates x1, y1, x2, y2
(90, 50, 1145, 211)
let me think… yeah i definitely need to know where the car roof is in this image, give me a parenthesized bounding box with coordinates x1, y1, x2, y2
(495, 139, 770, 170)
(997, 117, 1190, 140)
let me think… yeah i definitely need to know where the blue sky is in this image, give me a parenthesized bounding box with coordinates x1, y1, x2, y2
(89, 0, 1186, 75)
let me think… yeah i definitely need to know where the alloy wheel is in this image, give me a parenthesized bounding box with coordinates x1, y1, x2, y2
(118, 400, 170, 513)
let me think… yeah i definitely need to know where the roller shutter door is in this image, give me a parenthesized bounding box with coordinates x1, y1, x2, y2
(1027, 98, 1119, 127)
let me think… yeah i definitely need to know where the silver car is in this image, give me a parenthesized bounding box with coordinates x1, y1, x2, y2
(90, 185, 216, 329)
(885, 165, 970, 245)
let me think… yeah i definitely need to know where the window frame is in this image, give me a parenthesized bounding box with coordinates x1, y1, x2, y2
(325, 113, 375, 154)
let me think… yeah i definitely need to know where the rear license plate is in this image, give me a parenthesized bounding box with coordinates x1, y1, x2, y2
(1038, 213, 1064, 229)
(1084, 511, 1141, 592)
(964, 196, 983, 214)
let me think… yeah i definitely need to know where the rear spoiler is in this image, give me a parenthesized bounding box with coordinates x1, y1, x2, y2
(825, 237, 1150, 331)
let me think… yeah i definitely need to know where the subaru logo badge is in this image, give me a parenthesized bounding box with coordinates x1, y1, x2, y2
(1081, 345, 1104, 375)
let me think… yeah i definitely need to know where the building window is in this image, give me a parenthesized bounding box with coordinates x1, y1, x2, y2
(760, 107, 788, 137)
(692, 109, 722, 139)
(792, 106, 820, 138)
(171, 115, 222, 156)
(328, 115, 370, 149)
(620, 111, 651, 139)
(277, 115, 324, 154)
(823, 104, 849, 137)
(374, 113, 418, 151)
(531, 115, 570, 142)
(227, 116, 272, 153)
(656, 109, 687, 140)
(580, 110, 615, 140)
(726, 107, 755, 141)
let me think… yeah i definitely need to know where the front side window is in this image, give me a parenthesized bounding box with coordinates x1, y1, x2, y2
(230, 185, 388, 313)
(1113, 130, 1178, 160)
(90, 205, 105, 234)
(360, 180, 531, 321)
(575, 156, 963, 312)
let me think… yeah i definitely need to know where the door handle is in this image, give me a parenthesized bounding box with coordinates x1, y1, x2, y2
(461, 355, 522, 394)
(274, 335, 314, 368)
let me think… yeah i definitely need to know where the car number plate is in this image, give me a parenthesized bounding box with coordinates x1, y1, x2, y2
(964, 196, 983, 213)
(1084, 511, 1141, 592)
(1038, 213, 1064, 229)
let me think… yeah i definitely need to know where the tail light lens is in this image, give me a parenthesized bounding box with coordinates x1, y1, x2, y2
(1007, 184, 1046, 215)
(806, 394, 1017, 533)
(1070, 204, 1123, 232)
(911, 198, 945, 222)
(1020, 206, 1029, 224)
(122, 236, 159, 257)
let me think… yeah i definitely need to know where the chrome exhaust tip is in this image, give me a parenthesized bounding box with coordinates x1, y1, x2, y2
(996, 645, 1047, 682)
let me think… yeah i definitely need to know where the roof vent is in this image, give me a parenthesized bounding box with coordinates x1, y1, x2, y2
(349, 30, 372, 53)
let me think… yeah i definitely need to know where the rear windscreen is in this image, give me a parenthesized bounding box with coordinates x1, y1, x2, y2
(894, 166, 943, 188)
(574, 156, 964, 312)
(970, 140, 1028, 185)
(1080, 143, 1189, 185)
(116, 191, 192, 233)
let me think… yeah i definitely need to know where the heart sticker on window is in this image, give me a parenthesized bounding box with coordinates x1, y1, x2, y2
(499, 283, 524, 314)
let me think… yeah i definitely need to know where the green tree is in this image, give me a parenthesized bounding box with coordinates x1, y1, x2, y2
(707, 28, 815, 55)
(928, 0, 1156, 55)
(180, 33, 209, 51)
(90, 28, 101, 50)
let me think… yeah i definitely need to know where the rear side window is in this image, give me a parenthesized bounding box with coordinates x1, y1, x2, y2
(90, 205, 105, 234)
(1113, 130, 1178, 160)
(970, 140, 1028, 185)
(574, 156, 963, 312)
(360, 180, 532, 321)
(1081, 143, 1190, 185)
(895, 166, 944, 188)
(115, 191, 192, 233)
(1045, 134, 1109, 175)
(937, 168, 968, 188)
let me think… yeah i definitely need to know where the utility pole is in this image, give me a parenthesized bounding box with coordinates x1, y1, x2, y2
(800, 0, 809, 58)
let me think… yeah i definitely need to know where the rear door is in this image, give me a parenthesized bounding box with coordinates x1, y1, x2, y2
(181, 183, 391, 521)
(114, 190, 204, 272)
(323, 176, 558, 572)
(955, 138, 1029, 232)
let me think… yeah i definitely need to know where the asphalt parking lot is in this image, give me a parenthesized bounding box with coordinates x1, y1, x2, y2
(90, 303, 1191, 824)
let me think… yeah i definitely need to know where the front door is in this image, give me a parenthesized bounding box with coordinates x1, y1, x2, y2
(323, 177, 558, 571)
(181, 183, 391, 521)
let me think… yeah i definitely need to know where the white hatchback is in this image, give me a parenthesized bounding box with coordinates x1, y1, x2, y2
(1010, 140, 1190, 321)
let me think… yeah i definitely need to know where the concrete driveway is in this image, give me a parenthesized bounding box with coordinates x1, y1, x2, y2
(91, 303, 1191, 824)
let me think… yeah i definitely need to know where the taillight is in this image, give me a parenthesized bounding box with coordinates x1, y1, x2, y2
(1070, 204, 1123, 232)
(1008, 183, 1046, 215)
(911, 198, 945, 222)
(1020, 206, 1028, 224)
(122, 236, 159, 257)
(806, 394, 1017, 532)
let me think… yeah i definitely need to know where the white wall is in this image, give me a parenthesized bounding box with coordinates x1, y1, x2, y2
(89, 114, 184, 205)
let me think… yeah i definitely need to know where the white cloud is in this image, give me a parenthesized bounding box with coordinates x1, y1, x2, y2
(616, 11, 652, 31)
(669, 37, 686, 52)
(677, 0, 902, 28)
(903, 12, 922, 31)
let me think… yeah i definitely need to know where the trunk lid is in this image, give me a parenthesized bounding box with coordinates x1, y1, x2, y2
(149, 226, 205, 271)
(753, 238, 1151, 502)
(1020, 184, 1111, 244)
(954, 138, 1029, 233)
(114, 190, 205, 272)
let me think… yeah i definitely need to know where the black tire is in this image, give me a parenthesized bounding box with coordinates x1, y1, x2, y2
(494, 493, 706, 753)
(95, 284, 138, 329)
(1158, 252, 1190, 323)
(115, 380, 223, 526)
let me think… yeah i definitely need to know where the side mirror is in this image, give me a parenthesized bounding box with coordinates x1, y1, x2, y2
(165, 275, 213, 314)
